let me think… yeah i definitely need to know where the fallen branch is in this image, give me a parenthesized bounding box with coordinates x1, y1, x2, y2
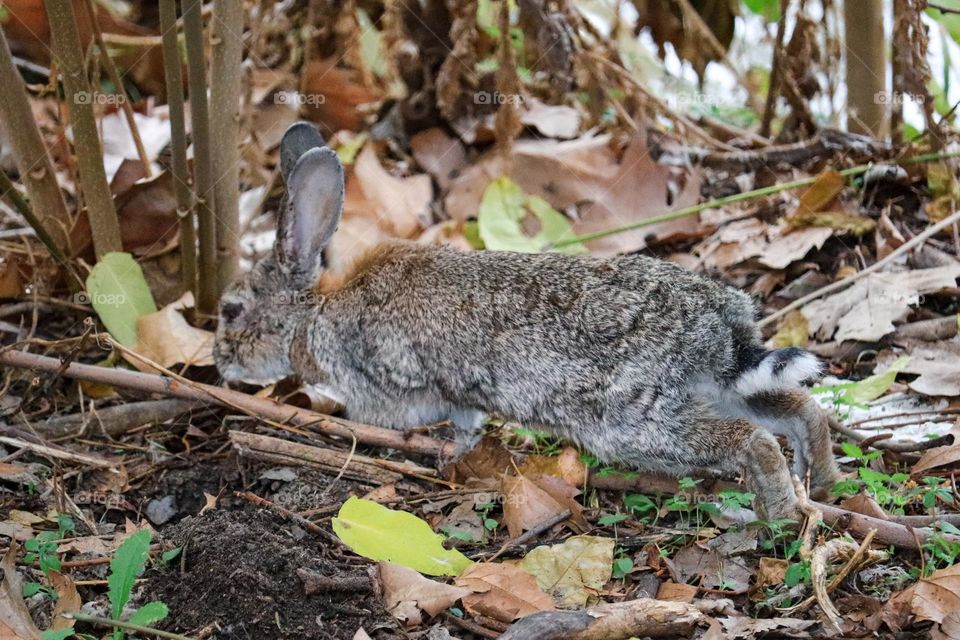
(230, 430, 410, 485)
(36, 399, 202, 438)
(0, 349, 454, 459)
(499, 598, 705, 640)
(236, 491, 342, 546)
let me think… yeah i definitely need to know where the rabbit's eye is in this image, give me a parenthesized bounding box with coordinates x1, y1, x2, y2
(220, 301, 243, 323)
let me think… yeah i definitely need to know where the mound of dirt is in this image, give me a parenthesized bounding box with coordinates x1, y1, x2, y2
(147, 508, 402, 640)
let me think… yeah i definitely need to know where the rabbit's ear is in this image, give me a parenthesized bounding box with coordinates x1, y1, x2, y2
(276, 147, 344, 283)
(279, 122, 326, 184)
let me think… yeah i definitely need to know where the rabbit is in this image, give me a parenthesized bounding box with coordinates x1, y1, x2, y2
(214, 122, 840, 520)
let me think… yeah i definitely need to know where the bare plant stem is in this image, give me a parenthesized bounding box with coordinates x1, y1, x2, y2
(158, 0, 197, 300)
(79, 0, 152, 177)
(0, 26, 72, 253)
(43, 0, 123, 258)
(209, 0, 244, 291)
(182, 0, 218, 317)
(760, 0, 789, 137)
(66, 613, 195, 640)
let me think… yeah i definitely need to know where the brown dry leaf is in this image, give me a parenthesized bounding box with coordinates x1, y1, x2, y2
(898, 338, 960, 397)
(437, 500, 486, 543)
(527, 474, 588, 531)
(790, 170, 845, 216)
(57, 536, 111, 556)
(0, 543, 42, 640)
(699, 219, 832, 270)
(519, 535, 614, 609)
(300, 58, 382, 132)
(914, 426, 960, 475)
(519, 100, 581, 139)
(670, 543, 753, 592)
(0, 521, 34, 542)
(49, 570, 80, 631)
(134, 292, 214, 370)
(455, 562, 555, 622)
(200, 492, 218, 514)
(378, 561, 471, 627)
(839, 493, 889, 519)
(363, 483, 398, 503)
(656, 581, 698, 602)
(445, 133, 700, 254)
(410, 128, 467, 190)
(8, 511, 44, 526)
(911, 563, 960, 624)
(519, 448, 587, 486)
(718, 616, 817, 637)
(353, 629, 373, 640)
(444, 438, 515, 482)
(749, 557, 788, 601)
(803, 266, 960, 342)
(113, 170, 180, 256)
(501, 474, 565, 538)
(0, 254, 23, 298)
(351, 144, 431, 237)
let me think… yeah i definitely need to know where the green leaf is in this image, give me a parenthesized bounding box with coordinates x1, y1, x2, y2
(598, 513, 629, 526)
(161, 547, 182, 564)
(127, 601, 169, 626)
(624, 494, 657, 513)
(742, 0, 780, 21)
(477, 177, 584, 253)
(849, 356, 911, 403)
(108, 529, 153, 635)
(355, 9, 386, 78)
(784, 562, 807, 587)
(331, 497, 473, 576)
(22, 581, 43, 597)
(42, 630, 74, 640)
(840, 441, 864, 460)
(85, 252, 158, 347)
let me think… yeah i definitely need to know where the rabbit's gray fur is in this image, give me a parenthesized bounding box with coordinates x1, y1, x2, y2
(214, 123, 839, 520)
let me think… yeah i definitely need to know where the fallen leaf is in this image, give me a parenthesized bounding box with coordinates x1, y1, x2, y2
(444, 437, 515, 482)
(756, 226, 834, 269)
(718, 616, 816, 637)
(85, 252, 158, 347)
(750, 557, 789, 601)
(520, 100, 581, 139)
(49, 570, 81, 631)
(455, 562, 555, 622)
(656, 581, 698, 602)
(0, 521, 34, 542)
(519, 448, 587, 486)
(437, 500, 486, 543)
(445, 133, 701, 254)
(791, 170, 846, 215)
(520, 535, 614, 609)
(134, 292, 214, 369)
(410, 128, 467, 190)
(803, 266, 960, 342)
(0, 543, 42, 640)
(299, 58, 381, 132)
(501, 474, 566, 538)
(912, 563, 960, 624)
(670, 543, 753, 592)
(914, 426, 960, 475)
(353, 629, 373, 640)
(8, 511, 45, 526)
(770, 311, 810, 349)
(378, 561, 471, 627)
(477, 177, 583, 253)
(332, 497, 473, 576)
(898, 338, 960, 397)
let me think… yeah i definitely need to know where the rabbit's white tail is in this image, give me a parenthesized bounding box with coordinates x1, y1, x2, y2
(734, 347, 821, 396)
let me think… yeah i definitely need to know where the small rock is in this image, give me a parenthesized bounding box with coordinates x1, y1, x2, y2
(145, 495, 177, 525)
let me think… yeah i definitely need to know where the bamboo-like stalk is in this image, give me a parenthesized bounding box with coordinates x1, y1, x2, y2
(0, 26, 73, 254)
(79, 0, 152, 177)
(209, 0, 244, 291)
(43, 0, 123, 258)
(158, 0, 197, 300)
(182, 0, 218, 317)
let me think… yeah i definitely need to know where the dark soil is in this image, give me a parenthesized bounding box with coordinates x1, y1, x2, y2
(147, 507, 402, 640)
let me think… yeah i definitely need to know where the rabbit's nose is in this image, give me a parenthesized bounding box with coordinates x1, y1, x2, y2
(221, 302, 243, 323)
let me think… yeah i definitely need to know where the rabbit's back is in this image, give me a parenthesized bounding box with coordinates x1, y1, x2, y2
(306, 242, 761, 455)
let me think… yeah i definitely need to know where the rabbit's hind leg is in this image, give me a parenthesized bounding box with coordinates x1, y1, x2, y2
(615, 406, 799, 520)
(742, 389, 840, 500)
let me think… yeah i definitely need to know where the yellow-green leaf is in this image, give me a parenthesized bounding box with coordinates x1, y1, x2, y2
(477, 177, 583, 254)
(519, 535, 614, 609)
(332, 497, 473, 576)
(85, 252, 157, 347)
